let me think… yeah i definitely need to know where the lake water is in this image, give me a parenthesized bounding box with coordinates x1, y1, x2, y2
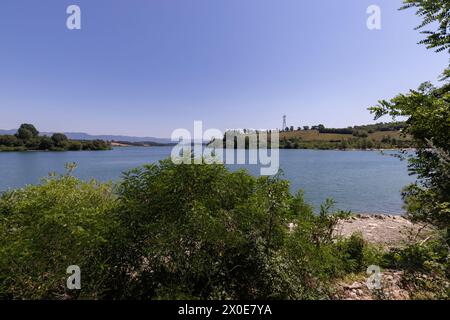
(0, 147, 415, 214)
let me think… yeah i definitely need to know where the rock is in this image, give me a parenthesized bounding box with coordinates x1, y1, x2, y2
(348, 282, 362, 289)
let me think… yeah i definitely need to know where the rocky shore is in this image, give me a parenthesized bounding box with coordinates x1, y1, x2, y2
(332, 214, 447, 300)
(335, 213, 433, 248)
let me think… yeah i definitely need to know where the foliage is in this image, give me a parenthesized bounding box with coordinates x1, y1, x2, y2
(0, 168, 117, 299)
(401, 0, 450, 53)
(15, 124, 39, 140)
(106, 161, 358, 300)
(1, 158, 446, 300)
(369, 0, 450, 241)
(369, 80, 450, 237)
(381, 237, 449, 299)
(0, 124, 111, 152)
(0, 158, 365, 300)
(51, 133, 69, 149)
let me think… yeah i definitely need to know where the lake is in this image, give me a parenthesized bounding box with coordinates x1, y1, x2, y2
(0, 147, 415, 214)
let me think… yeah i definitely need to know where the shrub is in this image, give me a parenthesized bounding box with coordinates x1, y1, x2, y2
(0, 159, 370, 300)
(380, 236, 449, 299)
(0, 168, 117, 299)
(103, 160, 354, 299)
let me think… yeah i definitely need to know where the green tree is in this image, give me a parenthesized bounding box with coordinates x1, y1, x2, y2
(38, 136, 54, 150)
(51, 133, 69, 148)
(16, 128, 32, 141)
(369, 0, 450, 243)
(68, 141, 82, 151)
(0, 135, 20, 147)
(370, 80, 450, 236)
(16, 124, 39, 141)
(401, 0, 450, 52)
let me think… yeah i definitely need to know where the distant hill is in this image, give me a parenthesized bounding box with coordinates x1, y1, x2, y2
(209, 121, 413, 150)
(0, 129, 16, 135)
(0, 129, 171, 144)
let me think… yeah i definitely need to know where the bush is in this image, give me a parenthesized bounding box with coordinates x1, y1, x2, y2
(103, 160, 355, 299)
(380, 237, 449, 299)
(68, 141, 82, 151)
(0, 168, 117, 299)
(0, 159, 372, 300)
(382, 238, 448, 274)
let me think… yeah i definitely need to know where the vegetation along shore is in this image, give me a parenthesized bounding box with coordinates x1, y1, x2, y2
(0, 0, 448, 301)
(0, 124, 111, 151)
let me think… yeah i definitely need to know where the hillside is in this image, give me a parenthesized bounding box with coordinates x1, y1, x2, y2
(280, 129, 405, 142)
(279, 129, 412, 150)
(209, 122, 414, 150)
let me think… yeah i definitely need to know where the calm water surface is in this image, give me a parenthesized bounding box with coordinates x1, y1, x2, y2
(0, 147, 414, 214)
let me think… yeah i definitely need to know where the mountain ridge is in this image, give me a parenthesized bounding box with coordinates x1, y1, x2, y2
(0, 129, 171, 144)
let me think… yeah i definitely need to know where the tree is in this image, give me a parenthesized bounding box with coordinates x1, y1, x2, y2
(369, 0, 450, 243)
(401, 0, 450, 53)
(15, 124, 39, 140)
(303, 126, 310, 131)
(0, 135, 20, 147)
(38, 136, 54, 150)
(290, 126, 294, 131)
(68, 141, 82, 151)
(51, 133, 68, 148)
(369, 80, 450, 236)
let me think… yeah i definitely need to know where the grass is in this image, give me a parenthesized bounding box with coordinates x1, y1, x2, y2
(279, 130, 408, 143)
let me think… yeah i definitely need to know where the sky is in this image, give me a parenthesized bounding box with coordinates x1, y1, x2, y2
(0, 0, 448, 137)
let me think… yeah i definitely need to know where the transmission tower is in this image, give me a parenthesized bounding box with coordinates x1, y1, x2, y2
(282, 115, 287, 131)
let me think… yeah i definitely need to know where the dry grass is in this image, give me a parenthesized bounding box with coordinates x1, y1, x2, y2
(279, 130, 409, 142)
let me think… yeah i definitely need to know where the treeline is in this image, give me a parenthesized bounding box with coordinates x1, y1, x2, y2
(280, 122, 406, 135)
(0, 124, 111, 151)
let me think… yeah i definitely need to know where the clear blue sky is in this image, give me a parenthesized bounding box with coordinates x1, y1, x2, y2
(0, 0, 447, 137)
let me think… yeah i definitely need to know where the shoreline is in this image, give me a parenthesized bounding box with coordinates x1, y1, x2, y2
(335, 213, 432, 248)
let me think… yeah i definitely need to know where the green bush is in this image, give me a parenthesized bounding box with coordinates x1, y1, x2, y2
(380, 237, 449, 299)
(382, 238, 448, 274)
(103, 161, 354, 299)
(0, 159, 376, 300)
(0, 170, 117, 299)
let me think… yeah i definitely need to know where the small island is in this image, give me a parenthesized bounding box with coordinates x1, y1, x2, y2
(0, 124, 111, 152)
